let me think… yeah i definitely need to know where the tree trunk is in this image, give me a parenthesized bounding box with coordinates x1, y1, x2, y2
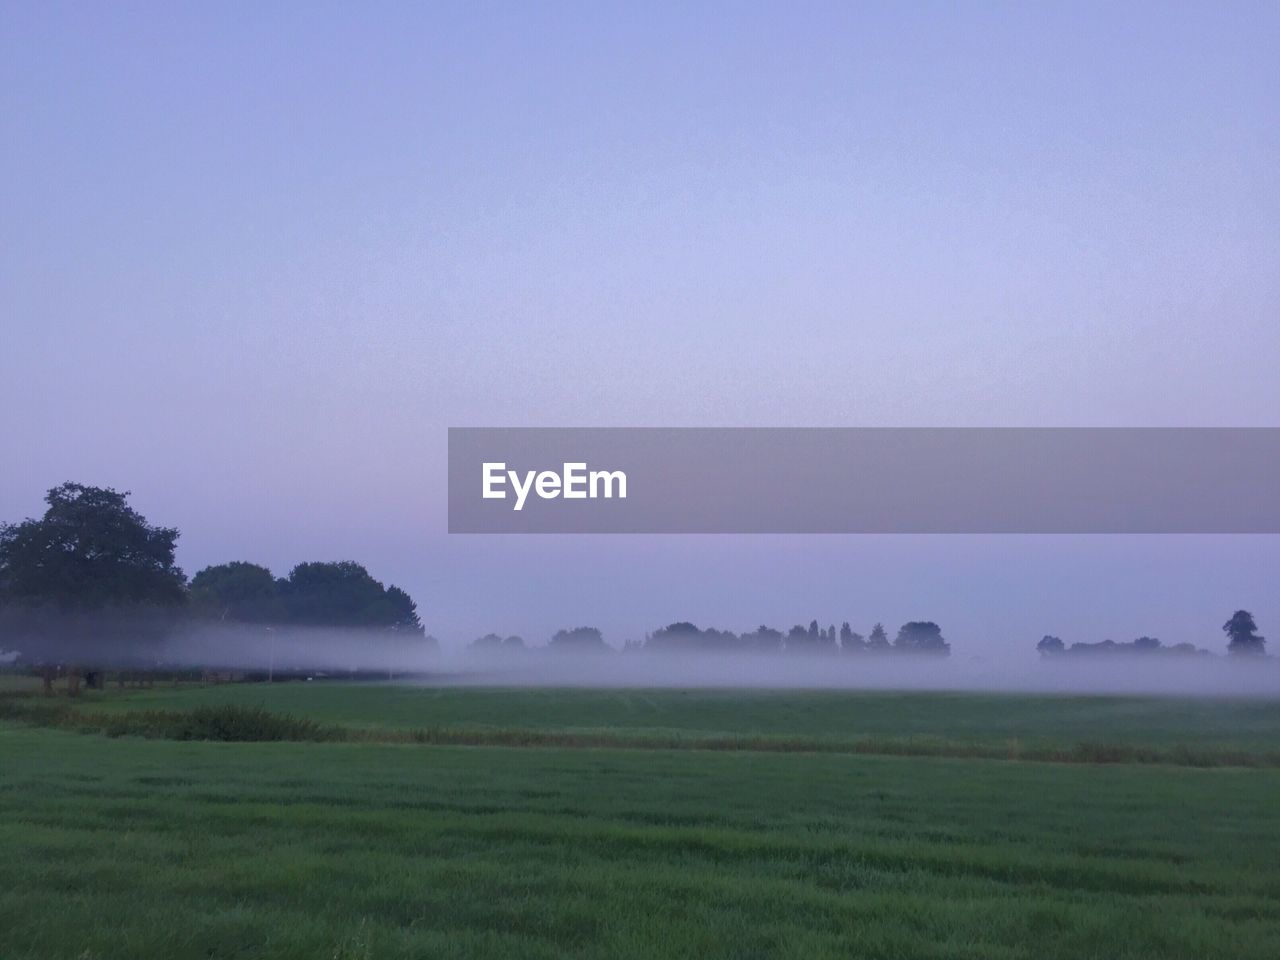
(41, 666, 55, 696)
(67, 668, 81, 697)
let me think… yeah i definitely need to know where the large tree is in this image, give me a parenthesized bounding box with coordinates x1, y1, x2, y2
(280, 561, 422, 633)
(189, 562, 281, 622)
(893, 621, 951, 656)
(548, 626, 608, 652)
(1223, 610, 1265, 656)
(0, 483, 186, 691)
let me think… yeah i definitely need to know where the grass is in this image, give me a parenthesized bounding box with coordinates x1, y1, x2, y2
(2, 682, 1280, 958)
(34, 680, 1280, 764)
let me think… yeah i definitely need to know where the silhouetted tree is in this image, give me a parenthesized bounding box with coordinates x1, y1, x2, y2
(279, 561, 422, 633)
(739, 625, 783, 653)
(647, 622, 745, 653)
(1223, 610, 1266, 656)
(1036, 635, 1064, 657)
(190, 562, 281, 622)
(549, 625, 609, 652)
(893, 621, 950, 656)
(784, 620, 837, 654)
(0, 483, 186, 692)
(1168, 642, 1205, 656)
(470, 632, 523, 653)
(839, 622, 865, 654)
(1132, 635, 1161, 652)
(866, 622, 890, 652)
(0, 483, 185, 609)
(381, 585, 424, 634)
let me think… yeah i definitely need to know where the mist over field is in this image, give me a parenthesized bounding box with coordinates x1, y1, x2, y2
(136, 623, 1280, 697)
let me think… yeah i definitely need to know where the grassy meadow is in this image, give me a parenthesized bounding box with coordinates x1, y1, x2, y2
(1, 680, 1279, 959)
(38, 680, 1280, 763)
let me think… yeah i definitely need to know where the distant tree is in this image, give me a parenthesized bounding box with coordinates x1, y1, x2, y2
(739, 625, 783, 653)
(839, 622, 865, 654)
(1036, 635, 1064, 657)
(470, 632, 505, 651)
(470, 632, 522, 653)
(647, 622, 744, 653)
(0, 483, 186, 692)
(279, 561, 422, 633)
(190, 562, 281, 622)
(1065, 639, 1119, 655)
(866, 622, 890, 652)
(893, 621, 950, 656)
(785, 620, 837, 655)
(785, 624, 809, 651)
(549, 625, 609, 652)
(648, 622, 703, 651)
(1223, 610, 1266, 656)
(1132, 636, 1161, 652)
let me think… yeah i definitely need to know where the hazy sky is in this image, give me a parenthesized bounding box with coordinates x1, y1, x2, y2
(2, 2, 1277, 652)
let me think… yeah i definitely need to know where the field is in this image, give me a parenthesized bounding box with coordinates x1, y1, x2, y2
(2, 681, 1279, 959)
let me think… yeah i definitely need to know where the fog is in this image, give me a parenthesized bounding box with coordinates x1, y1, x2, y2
(150, 625, 1280, 698)
(5, 611, 1277, 697)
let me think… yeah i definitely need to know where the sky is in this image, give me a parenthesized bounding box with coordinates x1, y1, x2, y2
(2, 2, 1278, 653)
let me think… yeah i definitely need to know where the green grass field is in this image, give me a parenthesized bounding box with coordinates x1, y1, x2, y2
(2, 681, 1279, 959)
(51, 680, 1280, 762)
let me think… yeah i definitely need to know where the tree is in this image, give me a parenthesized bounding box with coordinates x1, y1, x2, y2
(1036, 635, 1064, 657)
(190, 562, 281, 622)
(548, 626, 609, 652)
(471, 632, 505, 651)
(0, 483, 185, 609)
(840, 622, 865, 654)
(866, 623, 890, 652)
(381, 585, 424, 634)
(1223, 610, 1265, 656)
(739, 625, 783, 653)
(470, 632, 525, 654)
(646, 622, 745, 653)
(785, 620, 837, 655)
(893, 621, 950, 656)
(0, 483, 186, 692)
(279, 561, 422, 633)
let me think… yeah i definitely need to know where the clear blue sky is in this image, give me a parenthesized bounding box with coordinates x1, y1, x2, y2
(2, 2, 1277, 651)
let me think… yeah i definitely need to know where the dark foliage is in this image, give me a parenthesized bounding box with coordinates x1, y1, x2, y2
(548, 626, 609, 651)
(893, 621, 951, 656)
(1224, 610, 1266, 656)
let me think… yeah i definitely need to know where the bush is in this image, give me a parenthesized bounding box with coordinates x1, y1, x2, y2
(0, 696, 341, 742)
(111, 705, 342, 742)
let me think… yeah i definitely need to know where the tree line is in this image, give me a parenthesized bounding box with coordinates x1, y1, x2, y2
(4, 482, 1267, 694)
(1034, 610, 1267, 658)
(0, 483, 428, 692)
(467, 620, 951, 656)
